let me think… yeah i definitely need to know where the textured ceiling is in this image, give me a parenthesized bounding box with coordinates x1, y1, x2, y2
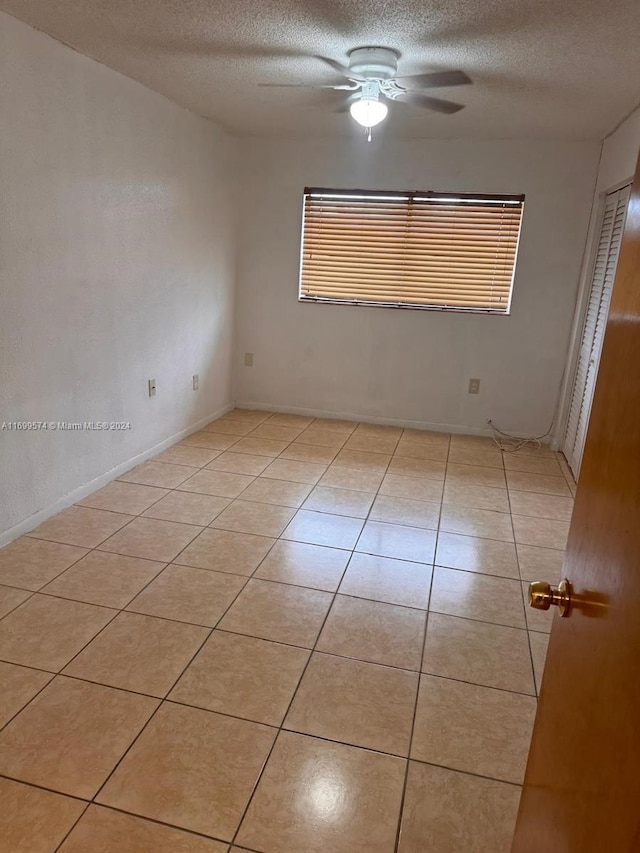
(2, 0, 640, 139)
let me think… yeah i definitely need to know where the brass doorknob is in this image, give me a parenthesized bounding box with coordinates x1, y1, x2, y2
(528, 579, 572, 617)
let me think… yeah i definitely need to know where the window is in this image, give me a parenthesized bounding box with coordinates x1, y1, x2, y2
(299, 188, 524, 314)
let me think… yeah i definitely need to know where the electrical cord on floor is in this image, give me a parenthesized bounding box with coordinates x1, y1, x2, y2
(487, 418, 555, 453)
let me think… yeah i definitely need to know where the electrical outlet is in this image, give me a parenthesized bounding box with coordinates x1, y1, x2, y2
(148, 378, 156, 397)
(244, 352, 254, 367)
(468, 378, 480, 395)
(192, 374, 199, 391)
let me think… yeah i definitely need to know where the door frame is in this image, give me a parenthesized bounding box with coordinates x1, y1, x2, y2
(552, 176, 634, 452)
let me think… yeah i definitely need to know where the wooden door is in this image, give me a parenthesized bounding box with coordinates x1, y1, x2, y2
(512, 151, 640, 850)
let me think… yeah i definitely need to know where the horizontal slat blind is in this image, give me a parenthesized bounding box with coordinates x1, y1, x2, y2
(299, 188, 524, 313)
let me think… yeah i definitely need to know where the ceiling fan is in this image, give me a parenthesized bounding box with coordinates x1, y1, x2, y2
(260, 47, 471, 138)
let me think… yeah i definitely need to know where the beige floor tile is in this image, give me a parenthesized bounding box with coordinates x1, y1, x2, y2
(435, 532, 519, 578)
(302, 485, 375, 518)
(196, 430, 242, 450)
(509, 491, 574, 521)
(412, 675, 536, 783)
(254, 540, 350, 592)
(218, 579, 332, 647)
(0, 537, 88, 590)
(0, 777, 86, 853)
(262, 458, 327, 485)
(171, 631, 309, 726)
(444, 482, 510, 512)
(370, 495, 440, 530)
(237, 477, 312, 508)
(177, 469, 254, 498)
(59, 805, 228, 853)
(394, 440, 449, 462)
(387, 455, 447, 481)
(506, 471, 572, 497)
(339, 552, 432, 609)
(529, 630, 550, 694)
(236, 731, 405, 853)
(430, 567, 526, 629)
(283, 510, 364, 549)
(344, 434, 399, 454)
(174, 528, 275, 576)
(280, 442, 339, 464)
(203, 416, 256, 436)
(356, 521, 436, 563)
(503, 453, 563, 475)
(227, 409, 272, 425)
(284, 653, 418, 756)
(523, 581, 554, 633)
(333, 449, 391, 473)
(267, 413, 314, 428)
(512, 515, 570, 550)
(126, 564, 246, 626)
(295, 428, 348, 449)
(64, 612, 208, 697)
(97, 702, 275, 840)
(141, 491, 230, 525)
(517, 543, 566, 583)
(0, 676, 157, 798)
(206, 451, 271, 476)
(422, 613, 535, 694)
(29, 507, 133, 548)
(440, 504, 513, 542)
(210, 500, 296, 537)
(0, 662, 53, 727)
(310, 417, 357, 433)
(118, 461, 194, 488)
(379, 472, 443, 502)
(78, 481, 169, 515)
(317, 595, 426, 670)
(153, 445, 220, 468)
(181, 430, 241, 450)
(0, 594, 115, 671)
(318, 465, 384, 492)
(42, 551, 165, 608)
(401, 428, 450, 445)
(446, 462, 506, 488)
(99, 517, 202, 562)
(450, 434, 497, 451)
(448, 446, 504, 468)
(398, 762, 520, 853)
(250, 424, 304, 442)
(354, 423, 403, 439)
(230, 437, 290, 457)
(0, 585, 32, 617)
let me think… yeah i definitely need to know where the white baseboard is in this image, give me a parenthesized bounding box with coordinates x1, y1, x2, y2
(234, 400, 497, 437)
(0, 402, 234, 548)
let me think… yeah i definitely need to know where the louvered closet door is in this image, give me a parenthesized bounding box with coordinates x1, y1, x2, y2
(563, 184, 631, 477)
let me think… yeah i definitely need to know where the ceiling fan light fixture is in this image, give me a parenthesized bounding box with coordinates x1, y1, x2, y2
(349, 96, 388, 128)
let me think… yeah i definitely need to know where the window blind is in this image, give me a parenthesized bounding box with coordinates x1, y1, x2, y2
(299, 188, 524, 313)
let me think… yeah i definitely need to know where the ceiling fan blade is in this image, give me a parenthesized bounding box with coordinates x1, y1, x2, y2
(258, 83, 347, 89)
(397, 93, 465, 114)
(314, 55, 365, 81)
(394, 70, 472, 89)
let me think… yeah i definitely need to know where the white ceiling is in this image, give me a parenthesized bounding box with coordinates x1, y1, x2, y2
(2, 0, 640, 140)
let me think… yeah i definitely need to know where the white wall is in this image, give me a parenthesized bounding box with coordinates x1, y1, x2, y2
(0, 11, 238, 540)
(597, 107, 640, 191)
(233, 137, 599, 435)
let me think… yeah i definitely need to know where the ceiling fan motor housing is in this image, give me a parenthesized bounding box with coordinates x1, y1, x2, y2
(348, 46, 399, 80)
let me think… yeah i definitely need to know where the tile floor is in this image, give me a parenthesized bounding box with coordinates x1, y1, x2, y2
(0, 409, 577, 852)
